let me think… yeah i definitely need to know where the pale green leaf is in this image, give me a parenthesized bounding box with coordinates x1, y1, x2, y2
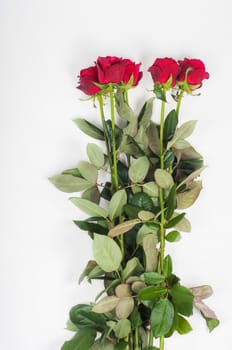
(174, 139, 191, 150)
(154, 169, 174, 189)
(178, 166, 207, 187)
(143, 234, 158, 272)
(109, 189, 127, 220)
(49, 174, 92, 193)
(87, 143, 105, 169)
(177, 181, 202, 209)
(190, 285, 213, 299)
(143, 182, 159, 197)
(92, 296, 119, 313)
(115, 297, 134, 319)
(114, 319, 131, 339)
(115, 284, 131, 298)
(108, 219, 141, 238)
(167, 120, 197, 149)
(70, 198, 108, 218)
(78, 161, 98, 184)
(173, 213, 191, 232)
(93, 234, 122, 272)
(122, 257, 144, 281)
(129, 156, 150, 183)
(138, 210, 155, 221)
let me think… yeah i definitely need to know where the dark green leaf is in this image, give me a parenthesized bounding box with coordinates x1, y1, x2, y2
(163, 109, 178, 142)
(130, 307, 142, 328)
(130, 192, 155, 211)
(118, 160, 130, 186)
(82, 186, 100, 204)
(139, 286, 167, 300)
(100, 182, 112, 201)
(73, 220, 108, 235)
(151, 299, 174, 338)
(69, 304, 106, 331)
(170, 285, 194, 316)
(61, 328, 96, 350)
(147, 348, 159, 350)
(165, 213, 186, 229)
(140, 272, 165, 285)
(124, 204, 142, 219)
(165, 185, 177, 220)
(153, 85, 167, 102)
(176, 314, 192, 334)
(165, 230, 181, 242)
(105, 120, 123, 149)
(167, 274, 180, 287)
(164, 150, 175, 168)
(115, 340, 128, 350)
(73, 118, 104, 140)
(163, 255, 172, 278)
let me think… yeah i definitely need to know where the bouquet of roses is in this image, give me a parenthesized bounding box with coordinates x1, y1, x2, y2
(50, 55, 219, 350)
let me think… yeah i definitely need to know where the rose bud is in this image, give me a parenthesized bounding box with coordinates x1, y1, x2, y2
(148, 57, 180, 87)
(177, 58, 209, 90)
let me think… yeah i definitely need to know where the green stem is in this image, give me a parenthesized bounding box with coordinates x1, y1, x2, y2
(109, 84, 119, 191)
(160, 336, 165, 350)
(148, 328, 153, 347)
(134, 328, 139, 350)
(159, 98, 166, 273)
(159, 97, 166, 350)
(97, 95, 113, 169)
(176, 90, 184, 116)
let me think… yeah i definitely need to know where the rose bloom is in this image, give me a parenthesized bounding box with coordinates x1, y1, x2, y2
(148, 58, 179, 86)
(96, 56, 143, 86)
(177, 58, 209, 86)
(77, 66, 101, 96)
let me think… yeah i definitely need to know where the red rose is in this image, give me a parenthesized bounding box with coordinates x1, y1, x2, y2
(177, 58, 209, 86)
(96, 56, 142, 86)
(148, 58, 179, 87)
(77, 66, 101, 96)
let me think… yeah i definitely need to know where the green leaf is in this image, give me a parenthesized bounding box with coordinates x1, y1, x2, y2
(73, 220, 108, 235)
(130, 307, 143, 328)
(128, 156, 150, 183)
(61, 328, 96, 350)
(73, 118, 104, 140)
(154, 169, 174, 189)
(108, 219, 141, 238)
(62, 168, 82, 177)
(153, 85, 167, 102)
(70, 198, 108, 218)
(115, 341, 128, 350)
(101, 182, 112, 201)
(138, 97, 155, 129)
(115, 89, 137, 122)
(167, 120, 197, 149)
(69, 304, 106, 331)
(165, 230, 181, 242)
(114, 319, 131, 339)
(139, 286, 167, 300)
(170, 285, 194, 316)
(130, 192, 155, 211)
(165, 185, 177, 220)
(176, 314, 192, 334)
(82, 186, 100, 204)
(177, 181, 202, 209)
(173, 214, 191, 232)
(147, 122, 160, 155)
(93, 234, 122, 272)
(138, 210, 155, 221)
(136, 223, 159, 245)
(109, 189, 127, 220)
(164, 150, 175, 169)
(163, 255, 172, 278)
(92, 295, 119, 313)
(142, 182, 159, 197)
(163, 109, 178, 142)
(78, 260, 97, 283)
(151, 299, 174, 338)
(204, 316, 220, 332)
(91, 339, 115, 350)
(122, 257, 144, 280)
(87, 143, 105, 169)
(49, 174, 92, 193)
(65, 320, 79, 332)
(78, 161, 98, 184)
(178, 166, 206, 187)
(118, 161, 130, 186)
(124, 204, 141, 219)
(141, 272, 165, 285)
(165, 213, 186, 229)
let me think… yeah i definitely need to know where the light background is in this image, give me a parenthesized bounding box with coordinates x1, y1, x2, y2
(0, 0, 231, 349)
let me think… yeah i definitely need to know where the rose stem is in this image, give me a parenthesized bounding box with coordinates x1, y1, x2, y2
(176, 89, 184, 116)
(97, 94, 113, 170)
(109, 83, 125, 257)
(159, 95, 166, 350)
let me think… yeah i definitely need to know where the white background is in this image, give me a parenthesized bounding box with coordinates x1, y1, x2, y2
(0, 0, 231, 349)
